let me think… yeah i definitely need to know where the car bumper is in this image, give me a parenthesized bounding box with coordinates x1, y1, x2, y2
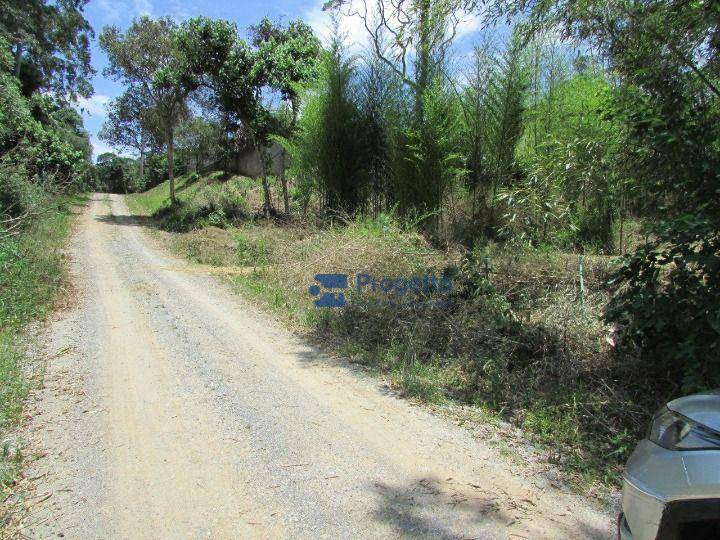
(620, 474, 664, 540)
(621, 440, 720, 539)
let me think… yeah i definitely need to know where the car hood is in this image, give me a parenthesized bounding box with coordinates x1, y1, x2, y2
(667, 391, 720, 432)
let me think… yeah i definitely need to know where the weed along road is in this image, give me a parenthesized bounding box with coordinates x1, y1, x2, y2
(22, 194, 613, 539)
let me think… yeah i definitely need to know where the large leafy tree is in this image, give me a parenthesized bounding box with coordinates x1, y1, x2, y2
(100, 17, 200, 204)
(0, 0, 94, 100)
(214, 46, 276, 216)
(95, 151, 139, 194)
(1, 30, 91, 233)
(175, 117, 222, 173)
(177, 16, 320, 217)
(249, 17, 320, 214)
(175, 17, 271, 210)
(250, 18, 320, 126)
(99, 86, 160, 179)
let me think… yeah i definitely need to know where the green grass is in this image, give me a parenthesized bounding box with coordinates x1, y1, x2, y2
(125, 172, 261, 218)
(125, 173, 208, 215)
(126, 176, 184, 216)
(0, 193, 88, 487)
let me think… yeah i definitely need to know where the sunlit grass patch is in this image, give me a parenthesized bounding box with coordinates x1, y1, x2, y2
(0, 193, 87, 490)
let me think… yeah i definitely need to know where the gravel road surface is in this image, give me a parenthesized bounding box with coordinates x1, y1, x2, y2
(21, 193, 614, 539)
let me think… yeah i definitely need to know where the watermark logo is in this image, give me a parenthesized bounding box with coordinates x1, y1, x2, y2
(308, 273, 349, 308)
(308, 273, 453, 308)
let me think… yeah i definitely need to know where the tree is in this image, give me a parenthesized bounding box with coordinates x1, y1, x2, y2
(483, 31, 530, 230)
(100, 17, 200, 204)
(356, 54, 403, 215)
(327, 0, 471, 118)
(0, 0, 94, 100)
(286, 30, 368, 214)
(327, 1, 473, 223)
(95, 152, 139, 194)
(99, 86, 158, 179)
(173, 16, 276, 212)
(502, 69, 622, 248)
(250, 18, 321, 126)
(0, 13, 92, 238)
(176, 17, 278, 217)
(176, 117, 222, 173)
(250, 17, 320, 215)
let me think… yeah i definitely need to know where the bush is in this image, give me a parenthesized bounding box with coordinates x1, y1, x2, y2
(606, 216, 720, 392)
(195, 182, 249, 220)
(0, 195, 82, 488)
(1, 70, 91, 228)
(154, 181, 250, 232)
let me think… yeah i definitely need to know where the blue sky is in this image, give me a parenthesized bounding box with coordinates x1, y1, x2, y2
(76, 0, 487, 159)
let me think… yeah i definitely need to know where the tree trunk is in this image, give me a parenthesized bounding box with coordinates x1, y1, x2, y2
(261, 175, 272, 217)
(282, 100, 299, 217)
(13, 43, 23, 78)
(139, 150, 144, 181)
(415, 0, 431, 123)
(138, 131, 145, 180)
(167, 128, 176, 205)
(251, 132, 272, 217)
(260, 150, 272, 218)
(280, 150, 289, 216)
(257, 144, 272, 218)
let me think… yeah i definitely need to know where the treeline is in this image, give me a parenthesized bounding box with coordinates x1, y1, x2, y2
(102, 0, 719, 391)
(0, 0, 95, 236)
(287, 28, 622, 251)
(96, 15, 319, 212)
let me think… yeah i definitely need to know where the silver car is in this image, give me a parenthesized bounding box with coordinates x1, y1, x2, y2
(619, 391, 720, 539)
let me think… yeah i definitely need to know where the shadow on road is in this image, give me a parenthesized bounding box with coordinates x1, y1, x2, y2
(95, 213, 155, 228)
(369, 475, 609, 539)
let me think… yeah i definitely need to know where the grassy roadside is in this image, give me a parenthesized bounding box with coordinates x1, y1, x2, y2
(0, 194, 88, 491)
(127, 173, 648, 493)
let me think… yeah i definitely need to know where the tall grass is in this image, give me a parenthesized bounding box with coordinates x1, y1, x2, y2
(0, 194, 87, 488)
(285, 31, 370, 215)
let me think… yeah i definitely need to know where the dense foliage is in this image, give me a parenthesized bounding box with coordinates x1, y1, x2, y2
(0, 0, 93, 236)
(0, 0, 94, 494)
(495, 0, 720, 391)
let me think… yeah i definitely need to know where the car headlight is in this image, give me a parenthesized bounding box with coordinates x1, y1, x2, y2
(648, 407, 720, 451)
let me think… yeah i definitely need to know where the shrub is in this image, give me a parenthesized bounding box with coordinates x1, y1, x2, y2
(195, 182, 250, 221)
(154, 181, 250, 232)
(606, 216, 720, 392)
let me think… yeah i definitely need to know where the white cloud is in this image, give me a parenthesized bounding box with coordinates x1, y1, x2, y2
(134, 0, 153, 17)
(305, 0, 483, 53)
(90, 136, 117, 161)
(75, 94, 111, 118)
(96, 0, 157, 23)
(90, 136, 135, 162)
(456, 13, 482, 40)
(304, 0, 372, 51)
(167, 0, 195, 22)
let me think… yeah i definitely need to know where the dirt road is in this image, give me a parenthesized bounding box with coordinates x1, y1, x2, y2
(21, 193, 614, 539)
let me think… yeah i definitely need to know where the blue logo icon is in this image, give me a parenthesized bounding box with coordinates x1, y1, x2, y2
(308, 273, 348, 308)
